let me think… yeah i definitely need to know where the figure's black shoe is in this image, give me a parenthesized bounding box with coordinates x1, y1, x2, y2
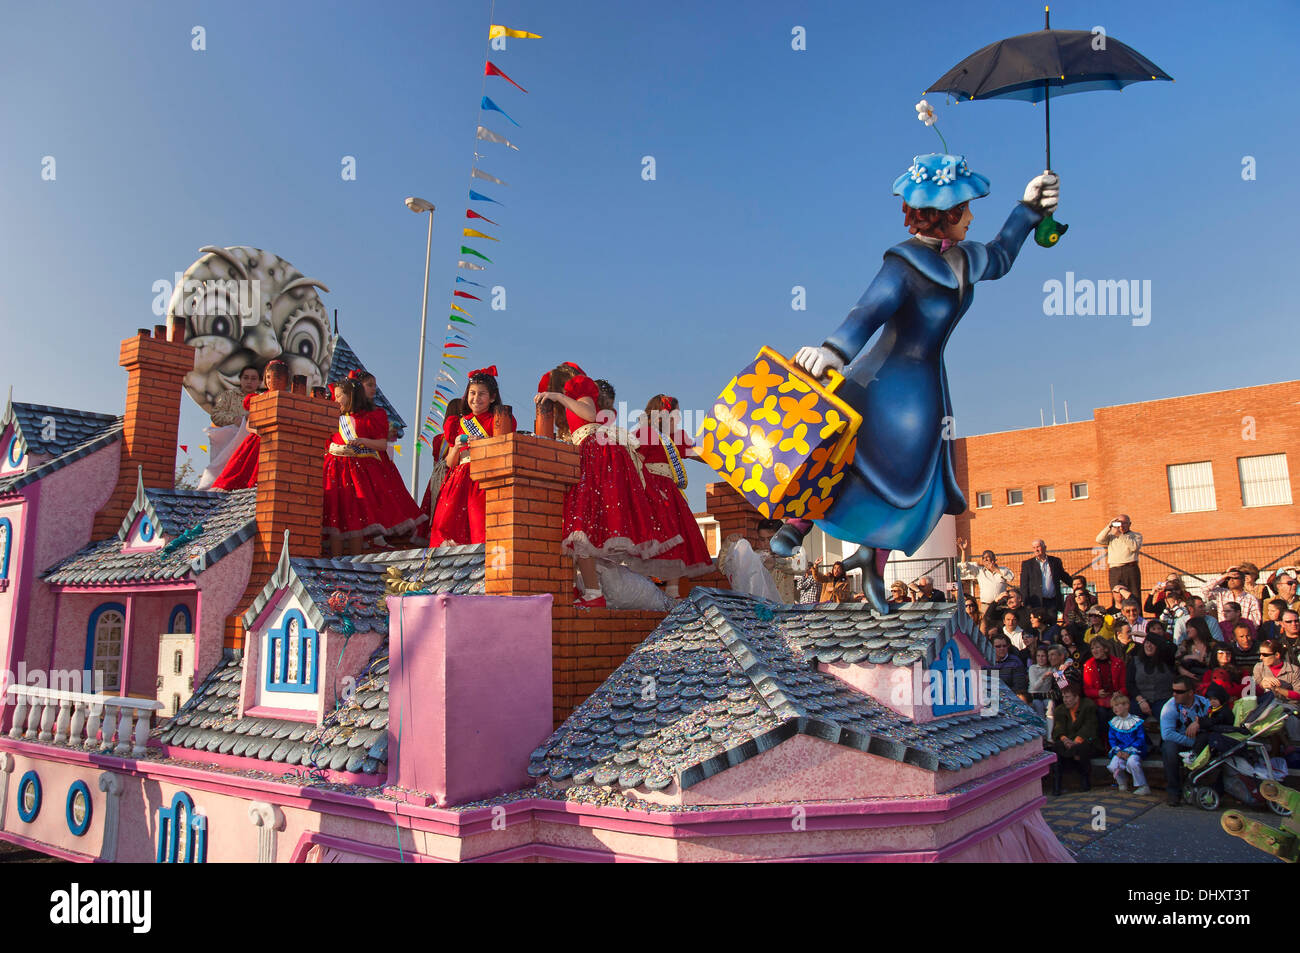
(843, 547, 890, 614)
(770, 522, 809, 558)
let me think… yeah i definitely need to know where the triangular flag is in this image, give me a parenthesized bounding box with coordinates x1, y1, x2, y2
(458, 261, 486, 271)
(449, 315, 476, 325)
(447, 332, 470, 341)
(468, 189, 502, 205)
(463, 228, 498, 242)
(481, 96, 519, 127)
(475, 126, 519, 151)
(450, 303, 471, 315)
(461, 245, 492, 262)
(466, 209, 498, 226)
(444, 353, 467, 360)
(456, 276, 484, 287)
(471, 168, 508, 187)
(488, 25, 542, 39)
(179, 445, 188, 453)
(198, 445, 208, 453)
(453, 290, 481, 301)
(392, 444, 402, 456)
(445, 342, 469, 349)
(485, 61, 528, 93)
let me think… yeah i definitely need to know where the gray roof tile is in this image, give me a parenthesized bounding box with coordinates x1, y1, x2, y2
(0, 400, 123, 496)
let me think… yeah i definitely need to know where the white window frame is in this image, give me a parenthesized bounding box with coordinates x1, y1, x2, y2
(975, 492, 992, 509)
(1038, 485, 1055, 503)
(1168, 461, 1217, 514)
(92, 608, 125, 693)
(1238, 453, 1292, 508)
(1006, 488, 1024, 506)
(1070, 481, 1089, 500)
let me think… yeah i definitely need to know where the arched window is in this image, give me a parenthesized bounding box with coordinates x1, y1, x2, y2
(265, 609, 318, 694)
(173, 650, 183, 675)
(0, 517, 11, 581)
(157, 791, 206, 863)
(168, 605, 191, 634)
(931, 640, 975, 716)
(85, 603, 126, 694)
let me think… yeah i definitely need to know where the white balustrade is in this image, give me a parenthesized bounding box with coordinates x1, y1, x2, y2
(4, 686, 161, 758)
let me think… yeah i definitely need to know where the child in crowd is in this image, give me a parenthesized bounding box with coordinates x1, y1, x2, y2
(212, 360, 290, 491)
(534, 364, 681, 607)
(1027, 646, 1054, 719)
(433, 368, 515, 545)
(1105, 693, 1150, 795)
(322, 378, 425, 555)
(1027, 608, 1060, 646)
(630, 394, 713, 583)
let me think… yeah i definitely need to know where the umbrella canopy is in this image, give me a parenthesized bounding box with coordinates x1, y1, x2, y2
(927, 29, 1172, 103)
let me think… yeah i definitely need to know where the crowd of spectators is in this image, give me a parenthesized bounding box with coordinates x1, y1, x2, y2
(955, 518, 1299, 804)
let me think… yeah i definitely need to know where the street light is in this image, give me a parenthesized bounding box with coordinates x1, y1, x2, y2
(405, 196, 435, 496)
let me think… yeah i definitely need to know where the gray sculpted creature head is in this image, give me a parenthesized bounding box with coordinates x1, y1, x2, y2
(167, 246, 334, 414)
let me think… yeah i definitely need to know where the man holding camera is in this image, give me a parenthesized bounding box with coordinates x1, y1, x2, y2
(1097, 515, 1143, 605)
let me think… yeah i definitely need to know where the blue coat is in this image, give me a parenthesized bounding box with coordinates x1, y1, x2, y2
(815, 202, 1042, 555)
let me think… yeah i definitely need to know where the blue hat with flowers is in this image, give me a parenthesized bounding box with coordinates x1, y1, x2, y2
(892, 153, 990, 210)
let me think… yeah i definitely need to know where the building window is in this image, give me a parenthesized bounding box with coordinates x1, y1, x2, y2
(157, 791, 206, 863)
(173, 651, 184, 676)
(85, 603, 126, 693)
(1239, 453, 1292, 508)
(975, 492, 992, 509)
(1168, 461, 1216, 513)
(1038, 485, 1055, 503)
(931, 641, 974, 716)
(265, 610, 318, 694)
(66, 780, 92, 837)
(1006, 489, 1024, 506)
(139, 518, 155, 543)
(6, 437, 23, 469)
(1070, 482, 1089, 500)
(0, 517, 11, 583)
(172, 693, 181, 715)
(16, 771, 41, 823)
(168, 605, 191, 634)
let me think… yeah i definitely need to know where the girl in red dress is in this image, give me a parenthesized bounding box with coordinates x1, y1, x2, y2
(534, 365, 682, 608)
(212, 360, 289, 491)
(631, 394, 713, 581)
(322, 379, 425, 555)
(420, 398, 463, 546)
(433, 369, 515, 545)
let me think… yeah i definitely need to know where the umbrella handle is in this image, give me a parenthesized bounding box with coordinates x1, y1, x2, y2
(1035, 212, 1068, 248)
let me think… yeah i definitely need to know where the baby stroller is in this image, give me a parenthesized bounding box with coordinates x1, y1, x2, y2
(1181, 696, 1295, 815)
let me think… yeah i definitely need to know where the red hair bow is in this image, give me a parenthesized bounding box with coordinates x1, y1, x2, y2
(470, 365, 498, 378)
(347, 369, 366, 381)
(327, 382, 339, 400)
(660, 395, 673, 412)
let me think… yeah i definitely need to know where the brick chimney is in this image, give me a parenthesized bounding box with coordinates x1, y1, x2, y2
(92, 320, 194, 538)
(224, 378, 337, 650)
(706, 480, 762, 541)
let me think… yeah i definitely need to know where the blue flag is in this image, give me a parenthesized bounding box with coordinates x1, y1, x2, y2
(469, 189, 501, 205)
(456, 276, 485, 288)
(481, 96, 520, 127)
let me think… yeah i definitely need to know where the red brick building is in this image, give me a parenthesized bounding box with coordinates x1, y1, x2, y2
(952, 380, 1300, 577)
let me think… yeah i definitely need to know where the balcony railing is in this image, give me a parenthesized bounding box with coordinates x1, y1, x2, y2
(5, 686, 162, 758)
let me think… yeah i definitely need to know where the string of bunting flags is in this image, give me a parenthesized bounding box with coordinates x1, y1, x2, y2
(419, 20, 542, 454)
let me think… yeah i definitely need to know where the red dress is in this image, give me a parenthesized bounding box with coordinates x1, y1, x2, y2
(631, 423, 713, 577)
(432, 410, 515, 545)
(322, 409, 425, 539)
(419, 433, 447, 545)
(212, 393, 260, 490)
(560, 376, 681, 572)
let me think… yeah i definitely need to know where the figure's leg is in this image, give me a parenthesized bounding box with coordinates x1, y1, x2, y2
(842, 546, 891, 614)
(770, 519, 812, 558)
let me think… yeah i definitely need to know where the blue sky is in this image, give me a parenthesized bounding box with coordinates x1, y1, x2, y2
(1, 0, 1296, 509)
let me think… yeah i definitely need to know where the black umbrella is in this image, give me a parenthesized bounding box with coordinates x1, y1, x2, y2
(927, 7, 1172, 246)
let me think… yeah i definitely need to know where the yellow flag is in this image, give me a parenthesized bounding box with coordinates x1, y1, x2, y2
(444, 352, 467, 360)
(393, 444, 402, 456)
(463, 228, 498, 242)
(489, 25, 542, 39)
(450, 303, 470, 315)
(199, 445, 208, 452)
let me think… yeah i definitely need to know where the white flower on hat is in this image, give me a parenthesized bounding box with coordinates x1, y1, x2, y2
(933, 165, 956, 186)
(915, 99, 936, 126)
(958, 159, 970, 176)
(908, 163, 929, 183)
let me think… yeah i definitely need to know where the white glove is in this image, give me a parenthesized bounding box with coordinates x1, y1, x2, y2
(1022, 171, 1060, 214)
(793, 345, 844, 380)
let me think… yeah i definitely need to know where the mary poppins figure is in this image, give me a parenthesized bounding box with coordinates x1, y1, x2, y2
(770, 154, 1060, 613)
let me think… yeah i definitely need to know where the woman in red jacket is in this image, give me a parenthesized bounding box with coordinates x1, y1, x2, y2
(1082, 637, 1127, 719)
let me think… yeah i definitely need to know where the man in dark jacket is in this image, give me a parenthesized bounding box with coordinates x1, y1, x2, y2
(1020, 539, 1069, 620)
(1050, 683, 1100, 795)
(990, 635, 1029, 699)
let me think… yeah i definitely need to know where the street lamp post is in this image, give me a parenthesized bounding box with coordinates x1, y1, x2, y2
(405, 196, 436, 495)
